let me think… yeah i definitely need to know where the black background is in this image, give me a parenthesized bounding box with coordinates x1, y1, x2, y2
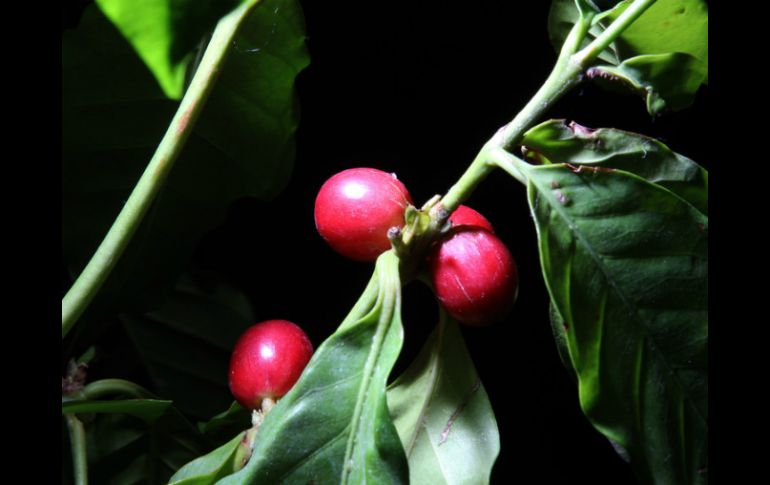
(193, 1, 711, 483)
(60, 1, 713, 483)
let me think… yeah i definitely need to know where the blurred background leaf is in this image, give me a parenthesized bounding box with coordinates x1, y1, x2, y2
(62, 0, 309, 336)
(120, 271, 255, 421)
(95, 0, 245, 99)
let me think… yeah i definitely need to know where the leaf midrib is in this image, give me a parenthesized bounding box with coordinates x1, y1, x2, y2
(341, 261, 400, 485)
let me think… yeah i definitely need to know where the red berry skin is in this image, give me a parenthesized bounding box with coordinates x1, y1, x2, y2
(449, 205, 494, 232)
(430, 228, 518, 326)
(314, 168, 413, 261)
(229, 320, 314, 410)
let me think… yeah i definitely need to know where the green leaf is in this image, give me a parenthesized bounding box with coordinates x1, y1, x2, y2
(62, 0, 309, 321)
(549, 0, 708, 115)
(94, 0, 244, 99)
(197, 402, 252, 444)
(387, 314, 499, 485)
(220, 251, 408, 484)
(168, 432, 247, 485)
(525, 164, 708, 484)
(520, 119, 708, 214)
(604, 0, 709, 114)
(606, 0, 708, 76)
(62, 399, 172, 422)
(587, 52, 707, 115)
(120, 271, 254, 420)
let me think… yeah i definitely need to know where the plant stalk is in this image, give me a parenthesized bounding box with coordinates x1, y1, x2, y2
(61, 0, 263, 338)
(437, 0, 656, 212)
(65, 413, 88, 485)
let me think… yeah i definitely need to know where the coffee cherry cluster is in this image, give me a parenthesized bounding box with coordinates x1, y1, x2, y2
(228, 168, 519, 410)
(314, 167, 518, 326)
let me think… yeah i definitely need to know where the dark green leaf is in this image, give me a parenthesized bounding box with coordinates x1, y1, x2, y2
(220, 252, 408, 484)
(62, 0, 309, 320)
(168, 432, 247, 485)
(387, 314, 499, 485)
(62, 399, 172, 422)
(63, 400, 204, 484)
(521, 119, 708, 214)
(526, 164, 708, 484)
(94, 0, 244, 99)
(120, 271, 254, 420)
(197, 402, 252, 445)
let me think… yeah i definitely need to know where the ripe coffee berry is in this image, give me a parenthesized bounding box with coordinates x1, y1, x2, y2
(314, 167, 413, 261)
(448, 205, 494, 232)
(430, 209, 518, 326)
(229, 320, 314, 411)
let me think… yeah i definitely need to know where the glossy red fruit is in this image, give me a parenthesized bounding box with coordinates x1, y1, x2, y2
(229, 320, 314, 410)
(430, 227, 518, 326)
(449, 205, 494, 232)
(314, 167, 413, 261)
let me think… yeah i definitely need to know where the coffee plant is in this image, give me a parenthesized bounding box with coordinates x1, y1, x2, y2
(62, 1, 708, 484)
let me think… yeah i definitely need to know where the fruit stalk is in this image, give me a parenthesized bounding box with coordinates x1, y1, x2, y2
(61, 0, 264, 338)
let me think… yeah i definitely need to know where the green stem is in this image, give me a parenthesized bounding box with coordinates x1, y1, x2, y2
(82, 379, 157, 400)
(575, 0, 656, 65)
(61, 0, 263, 338)
(436, 0, 656, 210)
(65, 413, 88, 485)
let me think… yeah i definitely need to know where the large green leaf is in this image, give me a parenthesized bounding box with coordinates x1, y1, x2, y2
(120, 271, 254, 420)
(387, 314, 499, 485)
(62, 0, 309, 320)
(520, 119, 708, 214)
(94, 0, 244, 99)
(219, 251, 408, 484)
(548, 0, 708, 115)
(606, 0, 708, 75)
(525, 163, 707, 484)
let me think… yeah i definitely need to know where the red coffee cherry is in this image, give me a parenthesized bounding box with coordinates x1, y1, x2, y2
(449, 205, 494, 232)
(430, 211, 518, 326)
(314, 167, 413, 261)
(229, 320, 314, 410)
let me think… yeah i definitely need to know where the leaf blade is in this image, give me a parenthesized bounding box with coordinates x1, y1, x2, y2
(521, 119, 708, 214)
(387, 315, 499, 485)
(526, 164, 708, 484)
(548, 0, 708, 115)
